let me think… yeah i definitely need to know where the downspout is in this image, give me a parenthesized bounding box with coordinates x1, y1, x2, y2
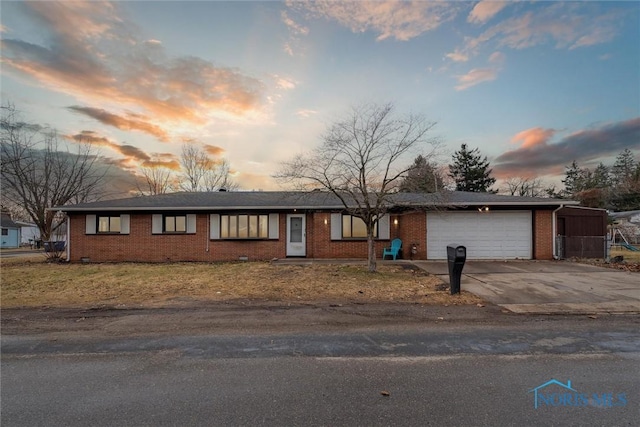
(552, 204, 564, 259)
(65, 214, 70, 262)
(206, 214, 210, 252)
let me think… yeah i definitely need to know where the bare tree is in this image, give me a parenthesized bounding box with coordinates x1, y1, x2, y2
(502, 177, 546, 197)
(276, 103, 437, 272)
(179, 144, 237, 192)
(135, 165, 176, 196)
(202, 158, 238, 191)
(1, 103, 104, 244)
(398, 155, 444, 193)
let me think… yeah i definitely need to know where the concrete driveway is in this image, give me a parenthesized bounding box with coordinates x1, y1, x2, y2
(414, 260, 640, 314)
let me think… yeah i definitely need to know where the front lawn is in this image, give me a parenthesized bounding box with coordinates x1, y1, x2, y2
(0, 258, 482, 308)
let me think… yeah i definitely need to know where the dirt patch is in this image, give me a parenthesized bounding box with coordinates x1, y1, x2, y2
(1, 258, 482, 309)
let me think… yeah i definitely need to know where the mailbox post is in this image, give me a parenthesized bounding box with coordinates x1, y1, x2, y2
(446, 244, 466, 294)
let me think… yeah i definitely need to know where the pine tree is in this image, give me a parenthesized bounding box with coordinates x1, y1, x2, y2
(448, 144, 496, 192)
(591, 163, 611, 188)
(610, 150, 640, 210)
(611, 149, 637, 188)
(398, 155, 444, 193)
(562, 160, 586, 196)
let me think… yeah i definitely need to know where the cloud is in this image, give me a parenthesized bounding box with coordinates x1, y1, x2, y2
(455, 68, 498, 91)
(445, 50, 469, 62)
(203, 144, 225, 157)
(488, 51, 505, 64)
(494, 117, 640, 178)
(511, 127, 556, 149)
(1, 1, 266, 137)
(295, 109, 317, 118)
(275, 76, 297, 90)
(281, 10, 309, 37)
(287, 0, 459, 41)
(283, 42, 294, 57)
(68, 106, 170, 141)
(66, 130, 152, 163)
(468, 1, 509, 25)
(450, 3, 623, 63)
(141, 158, 181, 171)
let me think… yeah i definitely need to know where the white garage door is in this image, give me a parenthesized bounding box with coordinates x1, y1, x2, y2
(427, 211, 532, 260)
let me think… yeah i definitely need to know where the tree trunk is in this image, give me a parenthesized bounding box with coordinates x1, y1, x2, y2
(367, 231, 377, 273)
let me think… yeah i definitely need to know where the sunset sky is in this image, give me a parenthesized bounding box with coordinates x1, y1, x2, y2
(1, 1, 639, 195)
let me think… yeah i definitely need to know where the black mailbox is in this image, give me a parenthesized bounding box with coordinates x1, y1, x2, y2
(446, 244, 466, 295)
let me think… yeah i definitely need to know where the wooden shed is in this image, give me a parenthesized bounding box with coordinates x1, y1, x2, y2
(556, 206, 607, 259)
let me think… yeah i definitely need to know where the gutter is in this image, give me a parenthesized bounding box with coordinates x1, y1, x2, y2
(55, 200, 581, 213)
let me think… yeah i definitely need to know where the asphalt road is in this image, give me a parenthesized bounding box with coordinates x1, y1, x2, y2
(2, 318, 639, 426)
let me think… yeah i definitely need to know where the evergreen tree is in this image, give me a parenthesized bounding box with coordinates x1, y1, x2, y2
(448, 144, 496, 192)
(611, 149, 636, 187)
(562, 160, 586, 196)
(591, 163, 611, 188)
(561, 152, 639, 210)
(398, 155, 444, 193)
(610, 151, 640, 211)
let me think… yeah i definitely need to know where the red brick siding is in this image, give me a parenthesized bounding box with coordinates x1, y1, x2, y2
(69, 210, 551, 262)
(69, 213, 287, 262)
(70, 212, 418, 262)
(534, 210, 554, 260)
(395, 212, 427, 260)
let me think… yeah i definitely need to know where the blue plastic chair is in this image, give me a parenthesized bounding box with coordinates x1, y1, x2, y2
(382, 238, 402, 260)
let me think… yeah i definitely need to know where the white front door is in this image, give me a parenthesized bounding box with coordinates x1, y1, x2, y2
(286, 214, 306, 256)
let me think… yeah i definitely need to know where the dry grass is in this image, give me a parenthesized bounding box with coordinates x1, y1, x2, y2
(610, 247, 640, 263)
(0, 258, 482, 308)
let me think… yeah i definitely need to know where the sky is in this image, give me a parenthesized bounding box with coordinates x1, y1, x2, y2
(1, 0, 639, 196)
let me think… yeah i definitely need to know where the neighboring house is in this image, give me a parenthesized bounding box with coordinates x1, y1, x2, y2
(1, 213, 21, 249)
(609, 210, 640, 245)
(15, 221, 40, 246)
(54, 191, 578, 263)
(555, 206, 608, 259)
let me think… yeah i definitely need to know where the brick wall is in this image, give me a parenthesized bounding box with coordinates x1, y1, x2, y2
(69, 210, 553, 262)
(69, 213, 287, 262)
(395, 212, 427, 260)
(69, 212, 424, 262)
(534, 210, 554, 260)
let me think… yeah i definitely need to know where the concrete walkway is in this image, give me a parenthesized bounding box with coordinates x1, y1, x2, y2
(413, 260, 640, 314)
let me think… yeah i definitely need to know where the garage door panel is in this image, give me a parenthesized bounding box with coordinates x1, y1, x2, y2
(427, 211, 532, 259)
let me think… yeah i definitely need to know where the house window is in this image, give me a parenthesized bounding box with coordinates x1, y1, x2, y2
(1, 229, 8, 236)
(342, 215, 377, 238)
(220, 214, 269, 239)
(165, 215, 187, 233)
(98, 216, 121, 233)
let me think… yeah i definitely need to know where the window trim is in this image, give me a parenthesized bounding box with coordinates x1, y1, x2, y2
(151, 214, 196, 234)
(86, 214, 129, 235)
(97, 215, 122, 234)
(342, 214, 378, 239)
(164, 214, 187, 233)
(219, 213, 270, 240)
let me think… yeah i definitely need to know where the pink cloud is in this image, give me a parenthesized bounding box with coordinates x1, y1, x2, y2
(468, 1, 509, 25)
(445, 50, 469, 62)
(454, 68, 498, 91)
(1, 1, 266, 139)
(288, 1, 459, 41)
(66, 130, 153, 164)
(203, 144, 226, 157)
(511, 127, 556, 148)
(449, 3, 623, 64)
